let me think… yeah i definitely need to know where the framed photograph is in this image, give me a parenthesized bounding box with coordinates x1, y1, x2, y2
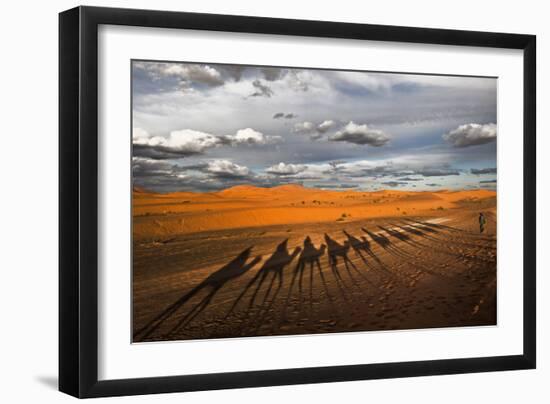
(59, 6, 536, 398)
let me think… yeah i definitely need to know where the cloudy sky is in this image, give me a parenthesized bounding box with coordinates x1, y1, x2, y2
(132, 60, 497, 193)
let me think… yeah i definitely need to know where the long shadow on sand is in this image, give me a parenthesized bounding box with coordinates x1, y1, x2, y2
(361, 226, 441, 282)
(410, 220, 466, 233)
(394, 222, 496, 267)
(362, 227, 411, 260)
(225, 240, 301, 333)
(342, 230, 397, 285)
(283, 237, 328, 318)
(378, 225, 420, 249)
(396, 222, 456, 247)
(324, 233, 367, 301)
(133, 247, 261, 341)
(405, 219, 495, 248)
(408, 219, 495, 241)
(377, 225, 451, 279)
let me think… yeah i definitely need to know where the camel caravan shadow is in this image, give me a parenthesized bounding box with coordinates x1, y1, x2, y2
(283, 237, 327, 319)
(134, 223, 464, 341)
(133, 246, 261, 341)
(224, 239, 301, 334)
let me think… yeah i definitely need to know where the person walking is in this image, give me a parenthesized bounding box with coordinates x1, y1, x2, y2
(479, 212, 487, 233)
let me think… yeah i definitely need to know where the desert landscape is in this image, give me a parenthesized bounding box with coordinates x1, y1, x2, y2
(131, 60, 498, 343)
(132, 185, 496, 342)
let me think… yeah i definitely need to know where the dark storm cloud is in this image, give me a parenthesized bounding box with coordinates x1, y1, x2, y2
(337, 165, 406, 179)
(316, 184, 359, 189)
(416, 168, 460, 177)
(382, 181, 407, 187)
(132, 158, 175, 177)
(443, 123, 497, 147)
(218, 65, 247, 81)
(397, 177, 423, 181)
(426, 183, 441, 187)
(329, 122, 390, 146)
(471, 167, 497, 174)
(328, 161, 341, 169)
(261, 67, 285, 81)
(273, 112, 298, 119)
(480, 179, 497, 184)
(133, 157, 299, 193)
(132, 144, 203, 160)
(133, 174, 221, 193)
(176, 162, 209, 171)
(250, 80, 274, 98)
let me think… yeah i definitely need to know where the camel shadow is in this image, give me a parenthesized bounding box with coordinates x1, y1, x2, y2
(342, 230, 391, 286)
(324, 233, 363, 300)
(363, 226, 416, 261)
(226, 240, 301, 330)
(285, 237, 326, 315)
(395, 222, 442, 246)
(378, 225, 421, 251)
(343, 230, 383, 267)
(134, 247, 261, 341)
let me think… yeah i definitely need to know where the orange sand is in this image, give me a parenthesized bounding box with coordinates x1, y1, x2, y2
(133, 185, 496, 241)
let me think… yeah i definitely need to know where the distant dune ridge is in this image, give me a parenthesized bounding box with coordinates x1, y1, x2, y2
(132, 184, 496, 241)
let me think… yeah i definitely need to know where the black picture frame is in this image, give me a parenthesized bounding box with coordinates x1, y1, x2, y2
(59, 6, 536, 398)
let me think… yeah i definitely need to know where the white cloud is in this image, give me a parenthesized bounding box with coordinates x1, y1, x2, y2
(229, 128, 280, 145)
(317, 120, 336, 133)
(133, 128, 223, 159)
(443, 123, 497, 147)
(332, 71, 394, 92)
(330, 121, 390, 146)
(292, 119, 336, 140)
(330, 154, 458, 178)
(265, 162, 331, 180)
(134, 128, 222, 153)
(206, 160, 250, 177)
(133, 127, 281, 159)
(293, 121, 316, 134)
(132, 127, 150, 142)
(135, 62, 224, 87)
(286, 70, 311, 92)
(266, 162, 307, 175)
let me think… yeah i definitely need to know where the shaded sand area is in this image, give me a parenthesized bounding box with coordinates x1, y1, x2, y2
(132, 185, 496, 342)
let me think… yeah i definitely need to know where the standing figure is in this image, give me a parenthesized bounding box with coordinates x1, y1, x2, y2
(479, 212, 487, 233)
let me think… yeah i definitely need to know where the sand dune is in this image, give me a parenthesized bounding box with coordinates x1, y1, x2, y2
(133, 185, 496, 241)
